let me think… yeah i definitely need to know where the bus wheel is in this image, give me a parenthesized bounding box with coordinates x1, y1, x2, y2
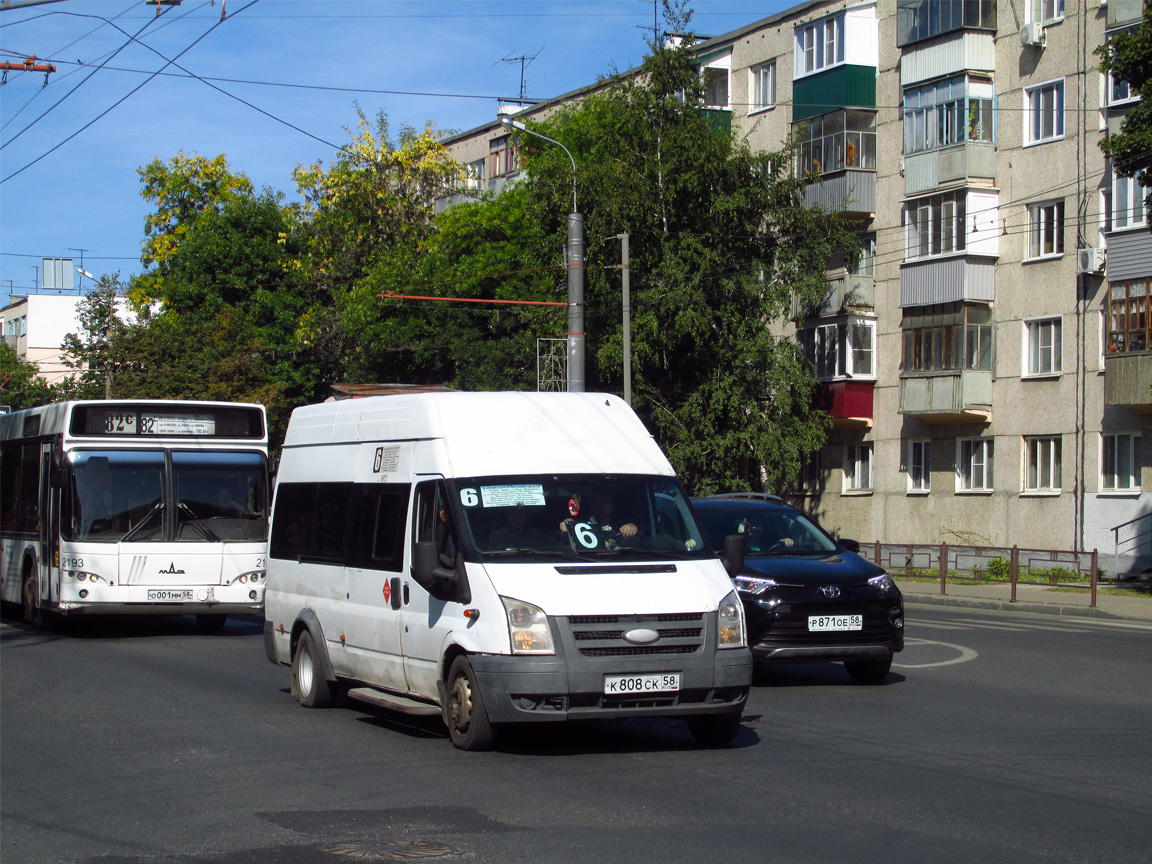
(195, 614, 227, 634)
(292, 630, 333, 708)
(687, 711, 742, 747)
(445, 656, 495, 751)
(22, 571, 43, 631)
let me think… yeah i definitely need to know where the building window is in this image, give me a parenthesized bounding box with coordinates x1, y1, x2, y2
(1107, 279, 1152, 355)
(703, 64, 730, 109)
(906, 191, 966, 259)
(799, 317, 876, 380)
(466, 158, 485, 190)
(903, 303, 992, 373)
(1029, 0, 1064, 24)
(1102, 433, 1141, 491)
(796, 110, 877, 176)
(1025, 436, 1062, 492)
(750, 61, 776, 111)
(1027, 200, 1064, 259)
(903, 75, 995, 155)
(897, 0, 997, 47)
(845, 443, 873, 492)
(958, 438, 994, 492)
(794, 451, 822, 495)
(908, 439, 931, 493)
(1105, 69, 1135, 106)
(1025, 317, 1062, 375)
(850, 233, 877, 278)
(795, 14, 844, 77)
(1111, 173, 1149, 231)
(489, 136, 519, 179)
(1024, 79, 1065, 145)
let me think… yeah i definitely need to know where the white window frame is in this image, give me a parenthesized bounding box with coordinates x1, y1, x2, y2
(1028, 0, 1064, 25)
(844, 443, 874, 493)
(795, 14, 845, 78)
(905, 191, 967, 260)
(750, 61, 776, 112)
(1024, 435, 1062, 493)
(1027, 200, 1064, 260)
(466, 158, 485, 191)
(1105, 68, 1138, 107)
(1024, 79, 1065, 146)
(908, 439, 931, 494)
(1111, 172, 1149, 231)
(957, 438, 994, 493)
(1024, 316, 1062, 376)
(1101, 433, 1142, 492)
(701, 53, 731, 110)
(797, 451, 822, 495)
(799, 317, 876, 381)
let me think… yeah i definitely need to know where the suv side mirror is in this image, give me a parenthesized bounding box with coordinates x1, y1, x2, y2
(721, 534, 746, 579)
(838, 537, 860, 553)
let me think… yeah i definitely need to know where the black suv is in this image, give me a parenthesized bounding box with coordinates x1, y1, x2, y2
(692, 493, 903, 684)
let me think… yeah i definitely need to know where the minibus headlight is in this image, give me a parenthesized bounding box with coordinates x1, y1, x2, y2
(501, 597, 554, 655)
(717, 590, 746, 648)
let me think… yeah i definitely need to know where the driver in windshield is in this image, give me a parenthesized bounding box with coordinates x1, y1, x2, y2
(560, 492, 638, 548)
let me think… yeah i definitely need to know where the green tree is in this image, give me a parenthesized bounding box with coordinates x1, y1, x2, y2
(349, 1, 851, 493)
(1098, 6, 1152, 227)
(0, 341, 54, 410)
(57, 277, 127, 400)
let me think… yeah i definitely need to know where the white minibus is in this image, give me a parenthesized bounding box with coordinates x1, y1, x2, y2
(263, 391, 751, 749)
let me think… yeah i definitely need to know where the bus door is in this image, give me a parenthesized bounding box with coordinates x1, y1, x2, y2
(40, 443, 60, 606)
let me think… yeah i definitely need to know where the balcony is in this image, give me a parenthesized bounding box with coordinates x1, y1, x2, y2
(1105, 353, 1152, 411)
(899, 370, 992, 423)
(795, 274, 875, 318)
(814, 380, 874, 428)
(903, 142, 995, 196)
(803, 169, 876, 216)
(1108, 0, 1144, 29)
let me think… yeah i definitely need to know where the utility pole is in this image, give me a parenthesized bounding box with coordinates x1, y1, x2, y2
(612, 234, 632, 406)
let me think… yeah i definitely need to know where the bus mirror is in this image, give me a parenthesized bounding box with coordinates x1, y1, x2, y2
(412, 540, 471, 604)
(49, 452, 68, 488)
(721, 534, 746, 579)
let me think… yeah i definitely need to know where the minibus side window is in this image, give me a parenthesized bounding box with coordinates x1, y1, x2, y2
(347, 484, 409, 572)
(270, 483, 316, 561)
(411, 480, 470, 603)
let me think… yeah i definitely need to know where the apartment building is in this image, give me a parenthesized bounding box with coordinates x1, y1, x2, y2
(439, 0, 1151, 568)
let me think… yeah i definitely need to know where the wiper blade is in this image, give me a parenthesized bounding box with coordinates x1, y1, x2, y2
(178, 502, 221, 542)
(120, 502, 164, 542)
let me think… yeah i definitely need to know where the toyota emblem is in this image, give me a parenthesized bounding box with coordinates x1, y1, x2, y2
(820, 585, 840, 598)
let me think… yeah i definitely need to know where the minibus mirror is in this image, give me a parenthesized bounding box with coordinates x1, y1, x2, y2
(838, 537, 860, 553)
(721, 534, 746, 579)
(412, 540, 471, 604)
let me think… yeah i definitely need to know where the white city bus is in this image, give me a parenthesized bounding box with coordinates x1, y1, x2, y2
(1, 400, 269, 631)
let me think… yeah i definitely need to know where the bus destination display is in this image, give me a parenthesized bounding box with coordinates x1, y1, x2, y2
(102, 411, 216, 436)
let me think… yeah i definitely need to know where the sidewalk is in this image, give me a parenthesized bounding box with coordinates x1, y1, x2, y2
(896, 578, 1152, 623)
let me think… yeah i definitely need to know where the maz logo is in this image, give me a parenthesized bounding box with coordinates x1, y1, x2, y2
(158, 563, 186, 575)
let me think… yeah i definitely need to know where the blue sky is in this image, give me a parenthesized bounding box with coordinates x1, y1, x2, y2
(0, 0, 790, 307)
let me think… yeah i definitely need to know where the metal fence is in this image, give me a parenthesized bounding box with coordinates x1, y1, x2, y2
(861, 542, 1101, 608)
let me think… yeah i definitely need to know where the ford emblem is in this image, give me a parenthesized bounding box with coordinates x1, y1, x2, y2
(820, 586, 841, 599)
(623, 627, 660, 644)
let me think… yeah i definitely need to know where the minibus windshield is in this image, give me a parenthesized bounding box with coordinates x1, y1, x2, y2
(452, 474, 711, 562)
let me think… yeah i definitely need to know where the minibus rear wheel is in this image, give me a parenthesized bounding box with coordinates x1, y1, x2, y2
(446, 656, 495, 751)
(293, 629, 333, 708)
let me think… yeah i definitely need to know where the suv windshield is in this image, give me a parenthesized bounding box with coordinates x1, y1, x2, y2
(451, 474, 710, 562)
(696, 506, 839, 555)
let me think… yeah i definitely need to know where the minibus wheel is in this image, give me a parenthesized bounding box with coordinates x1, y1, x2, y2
(293, 629, 333, 708)
(446, 656, 495, 751)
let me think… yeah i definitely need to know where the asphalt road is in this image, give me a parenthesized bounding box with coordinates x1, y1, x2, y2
(2, 606, 1150, 864)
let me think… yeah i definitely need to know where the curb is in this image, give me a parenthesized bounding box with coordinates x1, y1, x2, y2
(902, 592, 1128, 620)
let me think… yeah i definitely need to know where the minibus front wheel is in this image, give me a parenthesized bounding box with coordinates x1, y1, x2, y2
(446, 656, 495, 751)
(293, 629, 334, 709)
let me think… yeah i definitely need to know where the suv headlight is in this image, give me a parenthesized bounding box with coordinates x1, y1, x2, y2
(717, 590, 746, 649)
(735, 574, 779, 596)
(868, 573, 896, 595)
(501, 597, 555, 655)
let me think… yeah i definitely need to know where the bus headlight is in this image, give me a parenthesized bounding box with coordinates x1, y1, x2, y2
(718, 590, 746, 648)
(501, 597, 554, 655)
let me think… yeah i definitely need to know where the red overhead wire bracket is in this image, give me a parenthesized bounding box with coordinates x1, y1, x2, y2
(378, 292, 565, 307)
(0, 56, 57, 86)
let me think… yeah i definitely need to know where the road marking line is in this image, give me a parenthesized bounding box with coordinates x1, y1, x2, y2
(893, 637, 979, 668)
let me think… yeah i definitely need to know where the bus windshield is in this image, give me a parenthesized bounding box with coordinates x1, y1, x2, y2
(451, 474, 710, 562)
(63, 450, 267, 543)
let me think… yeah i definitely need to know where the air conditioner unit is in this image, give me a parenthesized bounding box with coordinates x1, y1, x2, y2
(1020, 22, 1046, 47)
(1077, 247, 1104, 274)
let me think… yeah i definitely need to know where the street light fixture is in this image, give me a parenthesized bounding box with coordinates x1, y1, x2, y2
(498, 112, 584, 393)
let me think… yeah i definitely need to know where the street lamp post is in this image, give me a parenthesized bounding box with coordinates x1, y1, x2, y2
(499, 114, 584, 393)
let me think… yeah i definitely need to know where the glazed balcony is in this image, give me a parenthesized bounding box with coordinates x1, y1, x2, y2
(899, 370, 991, 423)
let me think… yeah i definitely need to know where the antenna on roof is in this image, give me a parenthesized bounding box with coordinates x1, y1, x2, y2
(497, 49, 543, 104)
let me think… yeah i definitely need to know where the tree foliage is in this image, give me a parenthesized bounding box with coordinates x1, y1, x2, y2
(0, 341, 54, 411)
(1098, 6, 1152, 226)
